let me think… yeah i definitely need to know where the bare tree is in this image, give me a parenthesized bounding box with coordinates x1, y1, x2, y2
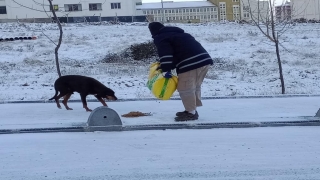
(244, 0, 294, 94)
(48, 0, 62, 77)
(12, 0, 109, 77)
(12, 0, 63, 77)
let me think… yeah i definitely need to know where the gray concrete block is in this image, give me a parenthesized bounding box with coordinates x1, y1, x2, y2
(315, 108, 320, 117)
(87, 107, 122, 131)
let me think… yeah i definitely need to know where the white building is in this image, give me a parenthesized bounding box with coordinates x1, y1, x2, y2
(0, 0, 145, 22)
(136, 1, 219, 23)
(275, 1, 291, 22)
(291, 0, 320, 20)
(240, 0, 270, 22)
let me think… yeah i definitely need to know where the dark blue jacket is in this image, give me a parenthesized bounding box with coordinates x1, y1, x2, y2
(152, 26, 213, 74)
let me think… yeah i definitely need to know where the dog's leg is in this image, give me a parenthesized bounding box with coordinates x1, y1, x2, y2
(94, 95, 108, 107)
(62, 93, 73, 110)
(80, 93, 92, 112)
(54, 98, 62, 109)
(54, 92, 68, 109)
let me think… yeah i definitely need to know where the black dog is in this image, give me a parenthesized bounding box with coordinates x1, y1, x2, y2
(49, 75, 117, 112)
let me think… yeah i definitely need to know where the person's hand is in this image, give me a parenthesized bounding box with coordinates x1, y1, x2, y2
(162, 71, 172, 78)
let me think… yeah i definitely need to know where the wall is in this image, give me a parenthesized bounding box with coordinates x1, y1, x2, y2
(291, 0, 320, 20)
(209, 0, 241, 21)
(240, 0, 270, 22)
(1, 0, 140, 20)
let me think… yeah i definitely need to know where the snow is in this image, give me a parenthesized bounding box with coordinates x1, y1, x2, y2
(1, 97, 320, 130)
(0, 22, 320, 101)
(1, 21, 320, 179)
(1, 127, 320, 179)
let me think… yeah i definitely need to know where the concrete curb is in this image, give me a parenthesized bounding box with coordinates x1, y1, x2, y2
(1, 94, 320, 104)
(1, 119, 320, 135)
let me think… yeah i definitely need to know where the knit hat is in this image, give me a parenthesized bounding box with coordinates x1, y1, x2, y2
(148, 22, 165, 36)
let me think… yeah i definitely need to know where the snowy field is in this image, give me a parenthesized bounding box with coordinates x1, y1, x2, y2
(1, 21, 320, 180)
(0, 22, 320, 102)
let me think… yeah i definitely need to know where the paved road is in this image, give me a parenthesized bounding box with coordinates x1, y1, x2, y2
(1, 127, 320, 180)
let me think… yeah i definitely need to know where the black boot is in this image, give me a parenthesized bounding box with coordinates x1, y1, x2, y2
(175, 111, 199, 121)
(176, 110, 188, 117)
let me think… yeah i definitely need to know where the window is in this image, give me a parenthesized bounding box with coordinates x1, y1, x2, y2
(111, 3, 121, 9)
(89, 3, 102, 11)
(243, 6, 249, 11)
(143, 10, 146, 14)
(65, 4, 82, 12)
(232, 0, 239, 2)
(244, 12, 250, 18)
(0, 6, 6, 14)
(233, 5, 240, 19)
(219, 2, 226, 8)
(50, 5, 59, 11)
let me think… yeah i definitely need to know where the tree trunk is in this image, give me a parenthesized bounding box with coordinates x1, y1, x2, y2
(275, 35, 285, 94)
(48, 0, 62, 77)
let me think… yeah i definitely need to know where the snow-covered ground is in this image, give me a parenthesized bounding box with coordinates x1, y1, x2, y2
(1, 97, 319, 130)
(1, 21, 320, 180)
(1, 127, 320, 180)
(0, 22, 320, 102)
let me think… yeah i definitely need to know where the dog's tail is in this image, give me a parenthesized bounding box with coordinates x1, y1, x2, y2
(49, 90, 58, 100)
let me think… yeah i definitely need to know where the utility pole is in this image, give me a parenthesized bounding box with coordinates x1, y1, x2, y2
(161, 0, 165, 23)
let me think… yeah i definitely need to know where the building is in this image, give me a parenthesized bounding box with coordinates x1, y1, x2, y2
(0, 0, 145, 23)
(240, 0, 270, 23)
(275, 1, 291, 22)
(208, 0, 241, 21)
(136, 1, 219, 23)
(207, 0, 269, 22)
(291, 0, 320, 21)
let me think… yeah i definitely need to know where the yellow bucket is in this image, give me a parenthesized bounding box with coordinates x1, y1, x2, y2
(147, 62, 178, 100)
